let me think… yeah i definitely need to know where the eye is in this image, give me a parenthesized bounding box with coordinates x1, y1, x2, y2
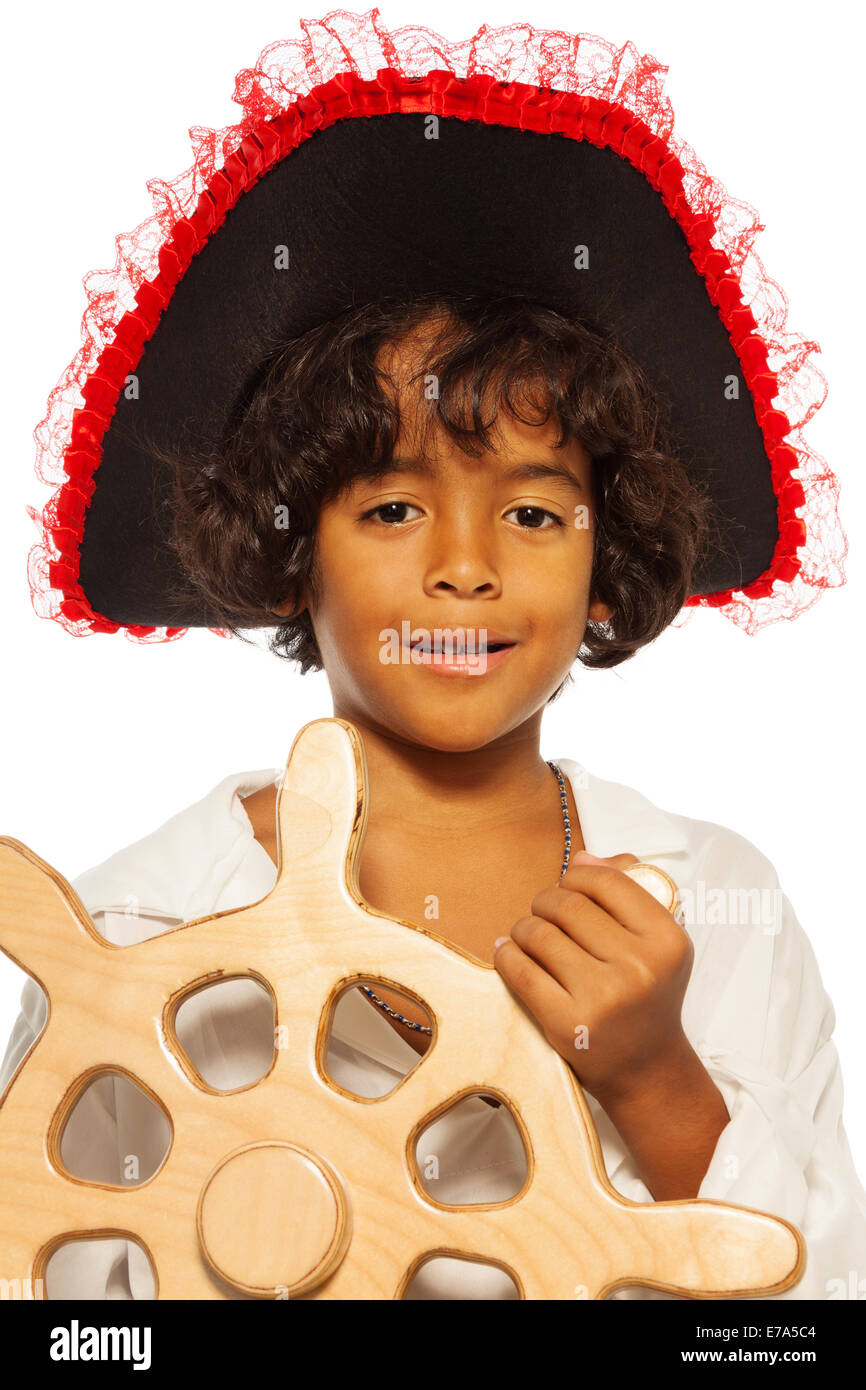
(359, 501, 566, 529)
(504, 505, 565, 530)
(359, 501, 424, 526)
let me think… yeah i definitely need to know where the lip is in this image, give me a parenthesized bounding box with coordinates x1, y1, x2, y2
(447, 628, 516, 647)
(406, 625, 517, 648)
(402, 639, 518, 677)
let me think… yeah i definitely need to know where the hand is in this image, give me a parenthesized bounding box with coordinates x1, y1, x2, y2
(493, 850, 695, 1107)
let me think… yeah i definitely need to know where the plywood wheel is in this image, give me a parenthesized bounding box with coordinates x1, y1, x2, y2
(0, 718, 805, 1299)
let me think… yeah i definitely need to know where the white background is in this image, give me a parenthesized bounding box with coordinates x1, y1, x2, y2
(1, 1, 864, 1175)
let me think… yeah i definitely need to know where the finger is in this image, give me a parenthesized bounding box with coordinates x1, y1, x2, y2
(568, 851, 641, 871)
(508, 911, 602, 990)
(560, 853, 647, 945)
(513, 896, 619, 969)
(572, 845, 681, 922)
(553, 862, 675, 938)
(492, 934, 576, 1040)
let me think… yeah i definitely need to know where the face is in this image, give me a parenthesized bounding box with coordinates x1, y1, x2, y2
(275, 325, 611, 754)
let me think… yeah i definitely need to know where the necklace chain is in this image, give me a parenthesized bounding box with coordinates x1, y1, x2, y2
(361, 762, 571, 1035)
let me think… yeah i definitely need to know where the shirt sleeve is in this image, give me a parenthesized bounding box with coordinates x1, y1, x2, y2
(691, 885, 866, 1299)
(603, 876, 866, 1301)
(0, 974, 47, 1096)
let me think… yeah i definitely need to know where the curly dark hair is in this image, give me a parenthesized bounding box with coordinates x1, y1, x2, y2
(159, 292, 727, 684)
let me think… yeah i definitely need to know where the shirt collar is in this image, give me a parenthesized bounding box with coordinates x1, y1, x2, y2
(71, 767, 282, 921)
(71, 756, 688, 921)
(556, 758, 689, 860)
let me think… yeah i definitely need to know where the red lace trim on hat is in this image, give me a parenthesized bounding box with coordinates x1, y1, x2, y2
(28, 5, 846, 643)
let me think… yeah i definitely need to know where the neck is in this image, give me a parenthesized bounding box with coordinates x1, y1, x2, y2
(330, 706, 562, 838)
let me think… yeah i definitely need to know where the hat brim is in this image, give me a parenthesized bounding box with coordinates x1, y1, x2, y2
(38, 57, 831, 637)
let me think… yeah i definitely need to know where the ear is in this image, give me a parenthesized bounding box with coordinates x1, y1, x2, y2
(587, 596, 612, 624)
(272, 587, 309, 620)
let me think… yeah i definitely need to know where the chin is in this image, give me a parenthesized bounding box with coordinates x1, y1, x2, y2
(388, 705, 525, 754)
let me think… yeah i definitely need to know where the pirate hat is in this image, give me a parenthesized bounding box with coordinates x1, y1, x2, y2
(29, 8, 846, 643)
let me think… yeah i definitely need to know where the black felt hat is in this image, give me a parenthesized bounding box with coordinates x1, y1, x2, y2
(29, 10, 844, 641)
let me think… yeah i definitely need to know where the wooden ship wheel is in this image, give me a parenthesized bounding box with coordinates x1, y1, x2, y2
(0, 717, 804, 1299)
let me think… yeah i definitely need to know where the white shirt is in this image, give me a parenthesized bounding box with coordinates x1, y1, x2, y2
(3, 756, 865, 1301)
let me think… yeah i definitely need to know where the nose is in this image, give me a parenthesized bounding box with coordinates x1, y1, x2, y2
(422, 518, 502, 599)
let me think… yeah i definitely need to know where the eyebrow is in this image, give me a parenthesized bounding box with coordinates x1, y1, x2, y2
(377, 457, 584, 490)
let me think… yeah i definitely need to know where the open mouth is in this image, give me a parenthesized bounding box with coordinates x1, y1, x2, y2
(397, 625, 519, 673)
(409, 640, 515, 655)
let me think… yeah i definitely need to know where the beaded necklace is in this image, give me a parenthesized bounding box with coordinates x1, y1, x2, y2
(361, 762, 572, 1035)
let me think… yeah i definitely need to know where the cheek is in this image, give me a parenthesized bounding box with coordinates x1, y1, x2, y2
(520, 562, 589, 625)
(315, 568, 393, 666)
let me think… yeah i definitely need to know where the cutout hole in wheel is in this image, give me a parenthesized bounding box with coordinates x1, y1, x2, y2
(166, 974, 276, 1091)
(39, 1233, 157, 1299)
(410, 1088, 530, 1206)
(319, 977, 434, 1099)
(50, 1068, 171, 1187)
(400, 1253, 521, 1300)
